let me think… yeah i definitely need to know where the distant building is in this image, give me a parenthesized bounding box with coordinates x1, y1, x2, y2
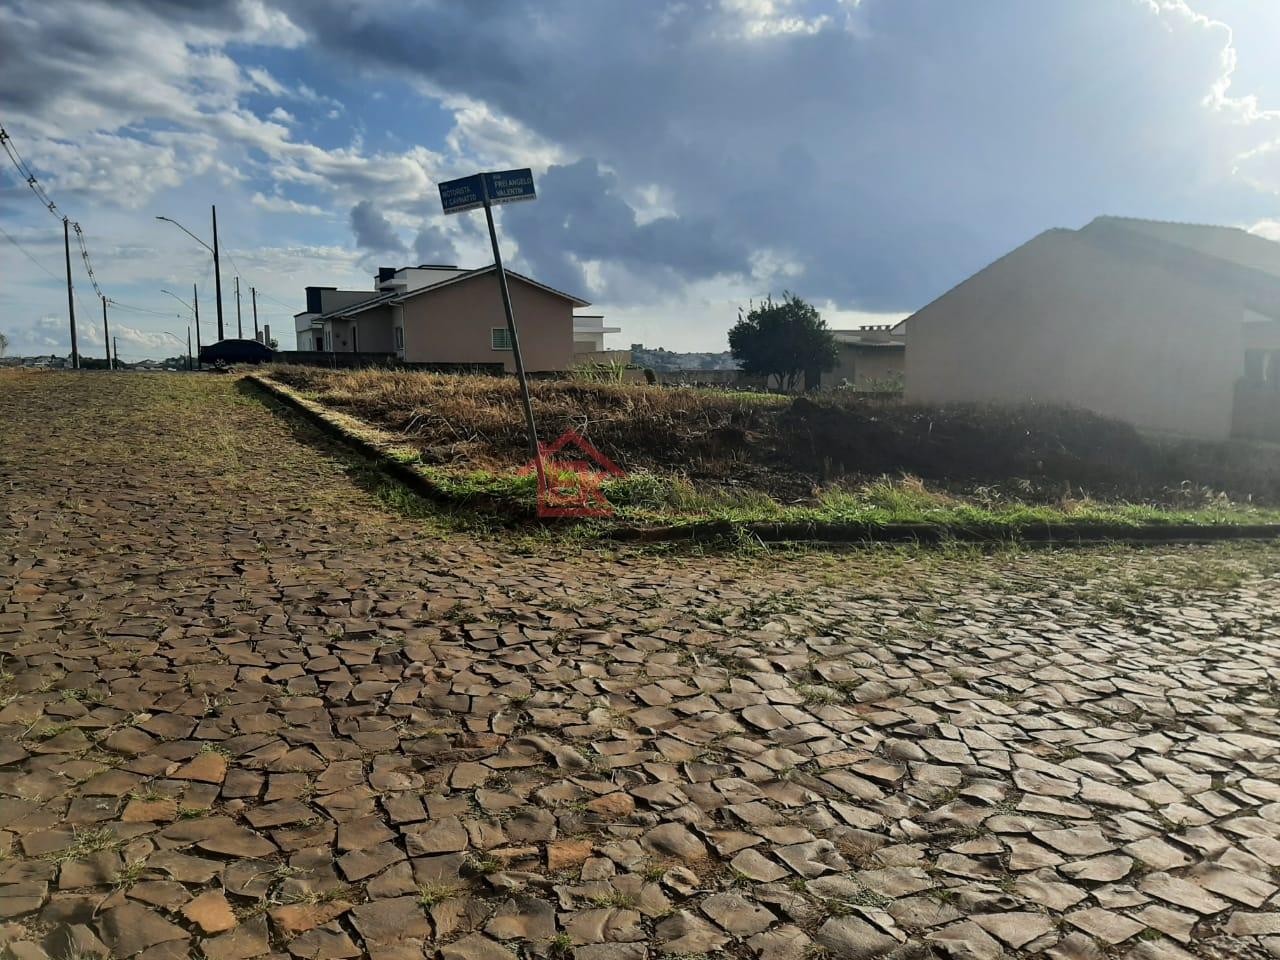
(629, 344, 739, 372)
(294, 264, 611, 373)
(903, 216, 1280, 441)
(24, 355, 66, 369)
(820, 325, 905, 389)
(573, 316, 620, 354)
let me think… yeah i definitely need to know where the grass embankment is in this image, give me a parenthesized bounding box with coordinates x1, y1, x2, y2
(261, 365, 1280, 534)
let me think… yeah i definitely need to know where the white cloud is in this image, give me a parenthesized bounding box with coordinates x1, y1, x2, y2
(5, 0, 1280, 356)
(1249, 219, 1280, 242)
(719, 0, 831, 37)
(250, 191, 328, 216)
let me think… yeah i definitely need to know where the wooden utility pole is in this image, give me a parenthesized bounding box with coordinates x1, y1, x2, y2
(112, 337, 119, 369)
(235, 276, 243, 338)
(211, 205, 225, 341)
(101, 296, 112, 370)
(194, 283, 202, 370)
(251, 287, 259, 340)
(63, 218, 79, 369)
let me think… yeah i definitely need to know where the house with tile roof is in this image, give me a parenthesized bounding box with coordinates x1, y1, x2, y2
(294, 264, 596, 373)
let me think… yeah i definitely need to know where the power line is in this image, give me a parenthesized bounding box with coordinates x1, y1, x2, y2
(109, 300, 178, 319)
(1, 121, 107, 300)
(73, 222, 104, 300)
(0, 125, 62, 221)
(255, 290, 297, 311)
(0, 223, 62, 281)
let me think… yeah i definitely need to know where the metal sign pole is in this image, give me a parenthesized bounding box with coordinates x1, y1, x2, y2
(481, 190, 545, 494)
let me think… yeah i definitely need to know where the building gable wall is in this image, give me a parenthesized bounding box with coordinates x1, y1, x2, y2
(904, 231, 1243, 439)
(399, 273, 573, 372)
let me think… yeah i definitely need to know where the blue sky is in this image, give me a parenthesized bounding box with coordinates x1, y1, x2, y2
(1, 0, 1278, 359)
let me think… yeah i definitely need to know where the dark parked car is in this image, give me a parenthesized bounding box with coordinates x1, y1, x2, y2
(198, 339, 273, 366)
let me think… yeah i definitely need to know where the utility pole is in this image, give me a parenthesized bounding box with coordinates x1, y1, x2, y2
(112, 337, 119, 369)
(235, 276, 243, 338)
(194, 283, 202, 370)
(251, 287, 259, 341)
(211, 205, 225, 341)
(101, 296, 112, 370)
(63, 218, 79, 369)
(187, 326, 193, 371)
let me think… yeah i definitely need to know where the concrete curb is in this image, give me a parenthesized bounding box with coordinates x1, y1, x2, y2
(247, 374, 1280, 547)
(246, 373, 531, 517)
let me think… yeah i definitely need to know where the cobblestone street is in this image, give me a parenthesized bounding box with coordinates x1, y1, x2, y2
(3, 371, 1280, 960)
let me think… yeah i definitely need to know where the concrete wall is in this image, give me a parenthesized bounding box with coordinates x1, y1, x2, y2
(349, 307, 396, 353)
(904, 230, 1270, 441)
(822, 345, 904, 388)
(319, 289, 376, 314)
(399, 273, 573, 372)
(273, 351, 398, 368)
(572, 349, 632, 366)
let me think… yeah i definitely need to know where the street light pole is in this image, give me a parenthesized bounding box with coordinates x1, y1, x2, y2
(212, 205, 225, 341)
(162, 329, 188, 369)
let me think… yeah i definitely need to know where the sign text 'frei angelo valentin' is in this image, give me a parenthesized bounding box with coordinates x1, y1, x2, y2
(437, 168, 543, 487)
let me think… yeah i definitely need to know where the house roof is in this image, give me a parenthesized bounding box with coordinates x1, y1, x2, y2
(831, 328, 905, 348)
(1084, 216, 1280, 280)
(316, 265, 591, 322)
(902, 217, 1280, 326)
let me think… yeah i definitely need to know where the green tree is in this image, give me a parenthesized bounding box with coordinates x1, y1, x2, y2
(728, 293, 837, 392)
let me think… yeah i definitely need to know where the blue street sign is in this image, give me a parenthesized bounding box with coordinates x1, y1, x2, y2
(483, 168, 536, 206)
(438, 173, 486, 215)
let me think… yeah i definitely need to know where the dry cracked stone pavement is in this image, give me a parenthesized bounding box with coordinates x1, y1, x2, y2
(2, 370, 1280, 960)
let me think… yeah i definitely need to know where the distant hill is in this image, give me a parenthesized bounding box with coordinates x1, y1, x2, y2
(630, 344, 739, 372)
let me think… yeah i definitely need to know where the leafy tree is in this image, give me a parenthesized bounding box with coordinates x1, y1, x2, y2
(0, 332, 8, 357)
(728, 293, 837, 392)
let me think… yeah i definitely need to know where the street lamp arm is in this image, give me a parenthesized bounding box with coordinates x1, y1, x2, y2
(160, 289, 195, 315)
(155, 216, 214, 255)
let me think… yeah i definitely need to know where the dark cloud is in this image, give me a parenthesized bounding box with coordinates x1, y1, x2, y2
(350, 200, 405, 254)
(3, 0, 1276, 325)
(281, 0, 1273, 311)
(413, 222, 457, 266)
(502, 158, 751, 296)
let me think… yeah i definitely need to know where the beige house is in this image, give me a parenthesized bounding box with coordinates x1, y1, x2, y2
(294, 264, 596, 372)
(820, 326, 905, 389)
(903, 216, 1280, 441)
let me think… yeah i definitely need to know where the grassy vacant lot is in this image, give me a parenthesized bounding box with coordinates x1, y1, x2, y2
(265, 365, 1280, 530)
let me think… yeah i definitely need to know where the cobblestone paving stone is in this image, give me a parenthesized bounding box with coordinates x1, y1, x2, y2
(3, 371, 1280, 960)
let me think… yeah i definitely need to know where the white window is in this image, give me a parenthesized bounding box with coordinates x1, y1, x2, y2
(394, 326, 404, 350)
(491, 327, 512, 351)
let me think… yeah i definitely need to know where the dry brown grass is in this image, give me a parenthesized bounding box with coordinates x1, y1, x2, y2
(266, 365, 1280, 506)
(268, 364, 794, 488)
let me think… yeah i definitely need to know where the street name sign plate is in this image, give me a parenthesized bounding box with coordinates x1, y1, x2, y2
(483, 168, 536, 205)
(439, 173, 486, 215)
